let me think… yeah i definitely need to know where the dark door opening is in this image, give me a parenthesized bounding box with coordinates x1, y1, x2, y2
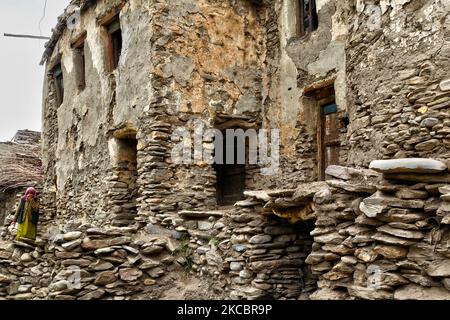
(215, 131, 246, 206)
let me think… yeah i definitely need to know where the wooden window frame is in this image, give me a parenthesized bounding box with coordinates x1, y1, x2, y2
(107, 19, 122, 71)
(98, 6, 124, 72)
(298, 0, 319, 37)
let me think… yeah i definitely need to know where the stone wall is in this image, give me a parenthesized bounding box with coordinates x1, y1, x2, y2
(3, 159, 450, 300)
(42, 0, 153, 224)
(0, 191, 18, 227)
(306, 160, 450, 300)
(346, 0, 450, 166)
(0, 202, 315, 300)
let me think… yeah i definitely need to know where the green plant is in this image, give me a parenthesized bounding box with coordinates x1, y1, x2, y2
(175, 234, 194, 274)
(209, 237, 220, 247)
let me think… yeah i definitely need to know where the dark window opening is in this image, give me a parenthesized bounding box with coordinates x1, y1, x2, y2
(298, 0, 319, 37)
(53, 64, 64, 106)
(214, 131, 246, 206)
(106, 18, 122, 71)
(73, 38, 86, 91)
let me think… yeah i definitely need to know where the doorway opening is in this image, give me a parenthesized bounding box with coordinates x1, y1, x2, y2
(214, 130, 246, 206)
(110, 133, 138, 226)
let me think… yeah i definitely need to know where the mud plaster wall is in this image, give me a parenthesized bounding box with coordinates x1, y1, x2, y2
(42, 0, 270, 226)
(134, 0, 269, 226)
(346, 0, 450, 166)
(42, 0, 153, 224)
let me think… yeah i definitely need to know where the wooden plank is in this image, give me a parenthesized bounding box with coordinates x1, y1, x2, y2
(304, 78, 336, 95)
(97, 3, 125, 26)
(70, 31, 87, 48)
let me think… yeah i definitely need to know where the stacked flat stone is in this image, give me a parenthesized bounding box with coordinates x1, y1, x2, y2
(0, 226, 177, 300)
(308, 160, 450, 300)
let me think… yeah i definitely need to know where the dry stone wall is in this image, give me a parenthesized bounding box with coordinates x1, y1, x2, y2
(346, 0, 450, 166)
(307, 160, 450, 300)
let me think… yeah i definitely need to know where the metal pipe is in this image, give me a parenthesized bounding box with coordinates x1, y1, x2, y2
(4, 33, 50, 40)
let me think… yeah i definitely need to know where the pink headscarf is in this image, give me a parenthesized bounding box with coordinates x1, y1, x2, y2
(23, 187, 37, 202)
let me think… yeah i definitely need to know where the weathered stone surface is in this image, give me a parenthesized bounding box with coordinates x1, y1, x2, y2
(244, 191, 271, 202)
(370, 159, 447, 174)
(394, 285, 450, 300)
(0, 274, 13, 284)
(384, 173, 450, 184)
(82, 237, 132, 251)
(360, 192, 424, 218)
(20, 253, 33, 263)
(119, 268, 142, 282)
(94, 271, 117, 286)
(347, 286, 393, 300)
(88, 260, 114, 272)
(426, 260, 450, 277)
(249, 235, 272, 244)
(292, 182, 327, 202)
(63, 231, 83, 242)
(62, 239, 82, 250)
(325, 165, 378, 181)
(374, 245, 408, 259)
(179, 211, 224, 218)
(79, 289, 105, 301)
(395, 189, 428, 200)
(328, 180, 377, 194)
(377, 226, 424, 240)
(372, 233, 416, 246)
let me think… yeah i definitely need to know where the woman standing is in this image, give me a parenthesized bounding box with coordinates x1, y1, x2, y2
(11, 187, 40, 242)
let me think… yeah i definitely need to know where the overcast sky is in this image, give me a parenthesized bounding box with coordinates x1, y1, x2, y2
(0, 0, 70, 142)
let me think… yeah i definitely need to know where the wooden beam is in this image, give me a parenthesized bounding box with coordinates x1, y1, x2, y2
(304, 77, 336, 95)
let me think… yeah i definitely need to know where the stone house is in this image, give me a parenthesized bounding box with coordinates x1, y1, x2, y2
(1, 0, 448, 300)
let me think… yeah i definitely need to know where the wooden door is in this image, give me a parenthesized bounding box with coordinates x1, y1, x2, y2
(319, 103, 340, 180)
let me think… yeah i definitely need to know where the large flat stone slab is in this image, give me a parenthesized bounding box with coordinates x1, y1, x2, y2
(370, 158, 447, 174)
(394, 284, 450, 300)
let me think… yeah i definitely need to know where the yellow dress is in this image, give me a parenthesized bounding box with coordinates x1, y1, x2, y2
(16, 199, 38, 241)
